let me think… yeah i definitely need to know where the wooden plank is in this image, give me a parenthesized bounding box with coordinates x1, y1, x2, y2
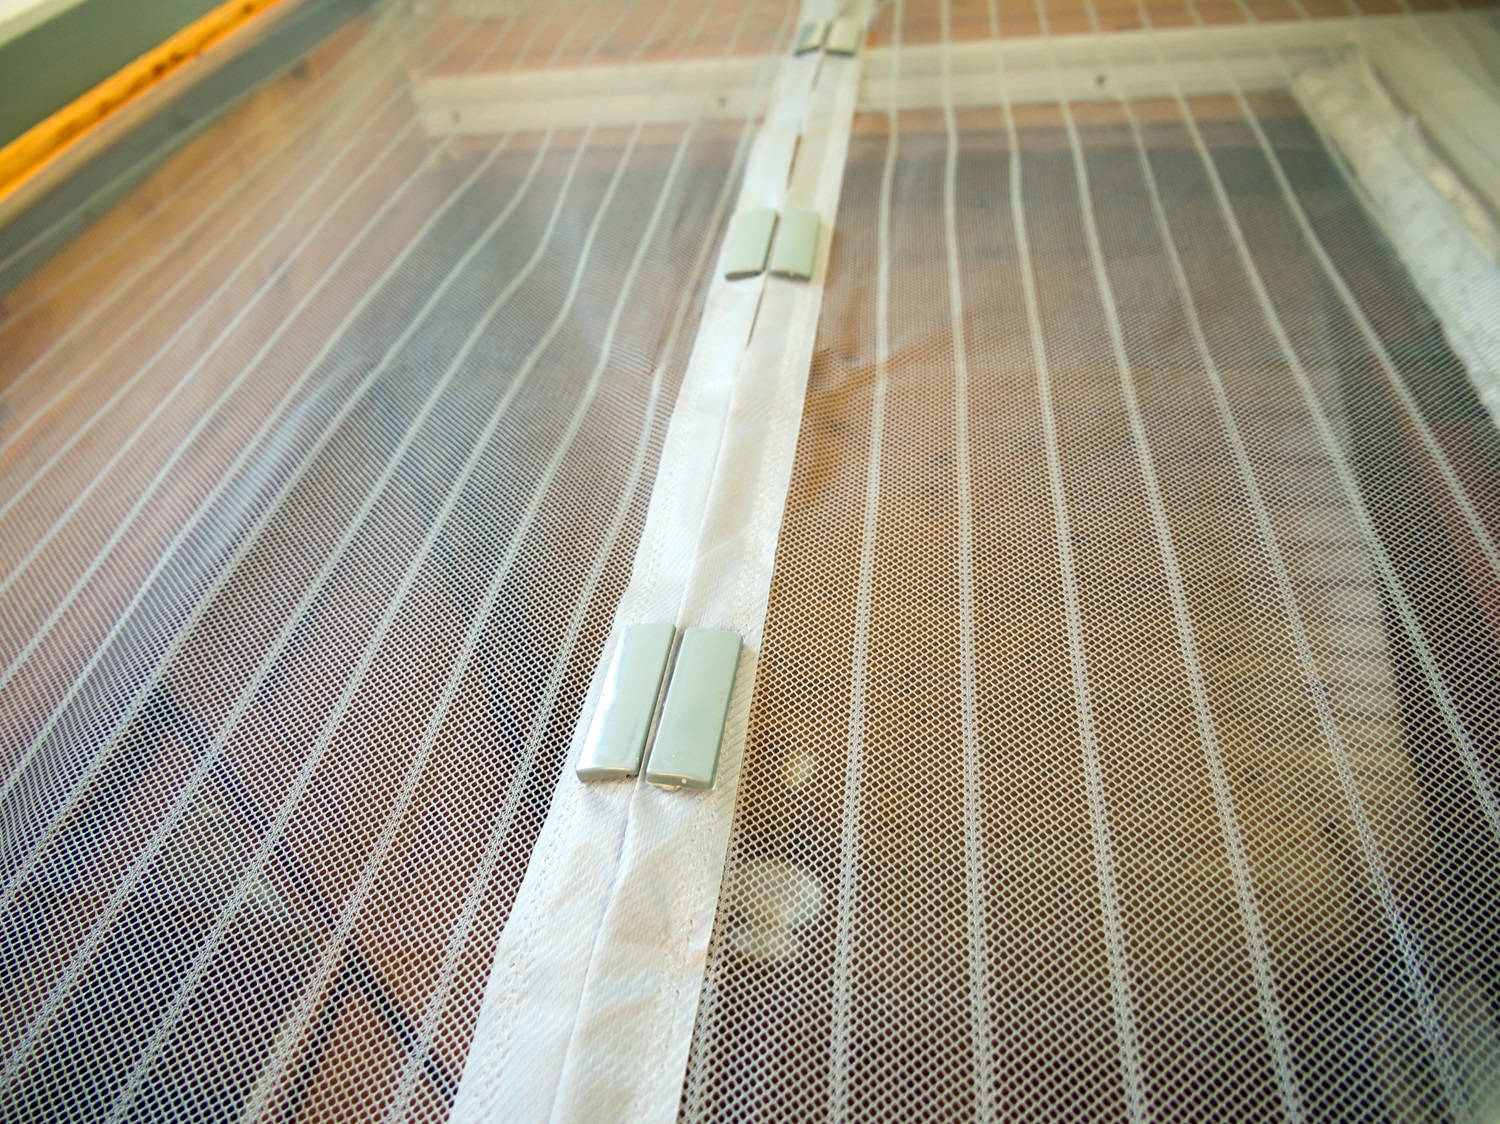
(412, 14, 1453, 136)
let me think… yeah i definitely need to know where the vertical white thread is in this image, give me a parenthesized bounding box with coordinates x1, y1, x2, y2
(996, 7, 1147, 1118)
(1053, 10, 1305, 1111)
(937, 3, 997, 1120)
(830, 5, 900, 1117)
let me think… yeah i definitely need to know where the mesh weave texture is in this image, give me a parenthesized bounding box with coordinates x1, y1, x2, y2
(0, 0, 792, 1118)
(3, 0, 1500, 1121)
(681, 95, 1500, 1123)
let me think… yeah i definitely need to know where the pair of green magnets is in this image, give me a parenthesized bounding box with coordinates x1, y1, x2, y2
(575, 623, 742, 791)
(723, 209, 821, 283)
(794, 17, 862, 56)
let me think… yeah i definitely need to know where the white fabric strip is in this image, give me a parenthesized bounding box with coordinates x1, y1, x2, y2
(1291, 55, 1500, 431)
(450, 3, 869, 1121)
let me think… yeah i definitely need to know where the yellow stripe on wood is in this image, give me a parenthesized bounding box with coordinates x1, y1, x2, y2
(0, 0, 292, 207)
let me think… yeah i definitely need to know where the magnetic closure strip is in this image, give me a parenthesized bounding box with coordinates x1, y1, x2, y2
(825, 16, 862, 55)
(723, 209, 778, 280)
(768, 209, 820, 281)
(793, 19, 828, 54)
(575, 622, 676, 781)
(645, 628, 742, 791)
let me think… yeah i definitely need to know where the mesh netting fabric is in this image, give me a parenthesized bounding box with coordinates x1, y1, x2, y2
(0, 0, 793, 1118)
(2, 0, 1500, 1121)
(680, 98, 1500, 1123)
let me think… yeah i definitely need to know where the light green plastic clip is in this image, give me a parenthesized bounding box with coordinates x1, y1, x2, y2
(825, 16, 862, 56)
(768, 209, 820, 282)
(645, 629, 742, 791)
(575, 623, 675, 782)
(723, 209, 778, 280)
(794, 19, 829, 55)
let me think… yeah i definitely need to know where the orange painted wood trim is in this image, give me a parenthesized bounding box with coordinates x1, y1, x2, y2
(0, 0, 293, 205)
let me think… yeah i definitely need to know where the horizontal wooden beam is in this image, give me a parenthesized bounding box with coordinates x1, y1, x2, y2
(413, 14, 1436, 137)
(413, 54, 779, 137)
(859, 17, 1368, 110)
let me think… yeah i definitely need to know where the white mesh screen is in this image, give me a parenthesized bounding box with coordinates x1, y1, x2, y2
(4, 0, 1500, 1121)
(680, 94, 1500, 1123)
(0, 0, 791, 1118)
